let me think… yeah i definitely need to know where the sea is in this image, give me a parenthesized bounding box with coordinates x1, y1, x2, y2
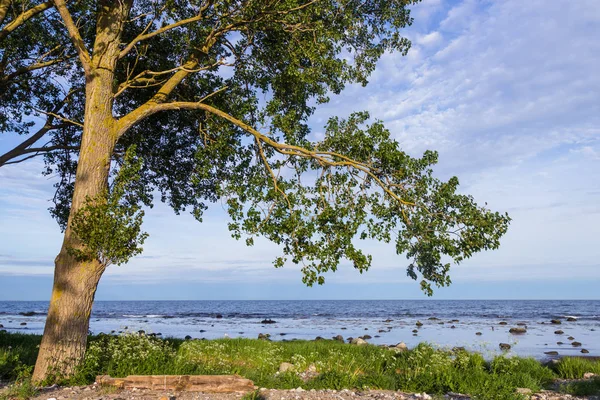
(1, 300, 598, 359)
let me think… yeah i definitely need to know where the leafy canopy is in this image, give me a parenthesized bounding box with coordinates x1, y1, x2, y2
(0, 0, 510, 293)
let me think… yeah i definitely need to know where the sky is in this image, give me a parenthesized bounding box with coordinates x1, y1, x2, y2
(0, 0, 599, 301)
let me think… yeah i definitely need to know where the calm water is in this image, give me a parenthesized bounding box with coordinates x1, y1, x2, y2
(1, 300, 598, 359)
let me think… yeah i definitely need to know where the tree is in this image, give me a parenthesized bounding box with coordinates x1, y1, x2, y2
(0, 0, 510, 382)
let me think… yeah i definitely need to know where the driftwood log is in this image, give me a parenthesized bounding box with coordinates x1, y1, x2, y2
(96, 375, 255, 392)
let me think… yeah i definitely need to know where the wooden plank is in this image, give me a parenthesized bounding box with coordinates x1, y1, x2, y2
(96, 375, 255, 392)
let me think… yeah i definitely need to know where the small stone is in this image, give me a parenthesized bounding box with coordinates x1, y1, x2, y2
(499, 343, 511, 351)
(568, 336, 575, 341)
(499, 321, 508, 325)
(415, 321, 423, 327)
(557, 341, 564, 345)
(572, 341, 582, 347)
(554, 330, 564, 334)
(279, 362, 294, 372)
(261, 318, 276, 324)
(476, 332, 482, 335)
(362, 334, 372, 339)
(314, 336, 324, 341)
(583, 372, 597, 379)
(544, 351, 559, 355)
(412, 329, 418, 333)
(215, 314, 223, 318)
(450, 325, 456, 329)
(395, 342, 408, 350)
(20, 322, 26, 326)
(550, 319, 561, 324)
(581, 349, 589, 354)
(296, 387, 305, 392)
(567, 317, 577, 322)
(47, 398, 57, 400)
(199, 329, 206, 332)
(517, 322, 527, 326)
(428, 317, 439, 320)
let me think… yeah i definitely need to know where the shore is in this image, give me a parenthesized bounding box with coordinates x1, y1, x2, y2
(2, 300, 598, 359)
(1, 332, 600, 399)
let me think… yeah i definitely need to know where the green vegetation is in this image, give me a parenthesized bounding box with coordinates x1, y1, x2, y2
(1, 332, 599, 399)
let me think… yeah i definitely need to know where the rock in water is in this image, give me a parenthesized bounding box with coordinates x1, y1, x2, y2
(415, 321, 423, 327)
(572, 341, 582, 347)
(554, 330, 564, 334)
(544, 351, 559, 356)
(476, 332, 482, 335)
(258, 333, 270, 340)
(581, 349, 589, 354)
(333, 335, 344, 342)
(362, 334, 372, 339)
(509, 327, 527, 334)
(184, 335, 192, 340)
(499, 343, 511, 351)
(567, 317, 577, 322)
(261, 318, 276, 324)
(499, 321, 508, 325)
(551, 319, 561, 324)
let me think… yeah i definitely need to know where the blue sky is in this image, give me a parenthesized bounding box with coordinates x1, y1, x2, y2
(0, 0, 599, 300)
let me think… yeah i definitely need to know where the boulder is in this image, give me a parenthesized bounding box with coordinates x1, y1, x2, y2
(351, 337, 367, 346)
(509, 327, 527, 334)
(279, 362, 294, 373)
(571, 341, 582, 347)
(499, 343, 511, 351)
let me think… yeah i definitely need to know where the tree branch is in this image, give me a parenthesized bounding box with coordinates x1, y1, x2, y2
(0, 1, 53, 42)
(117, 101, 415, 207)
(52, 0, 91, 75)
(118, 0, 214, 59)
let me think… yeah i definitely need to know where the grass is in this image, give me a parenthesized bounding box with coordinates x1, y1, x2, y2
(1, 331, 600, 399)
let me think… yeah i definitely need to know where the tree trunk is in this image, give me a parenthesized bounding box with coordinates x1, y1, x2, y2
(32, 72, 117, 383)
(32, 0, 133, 383)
